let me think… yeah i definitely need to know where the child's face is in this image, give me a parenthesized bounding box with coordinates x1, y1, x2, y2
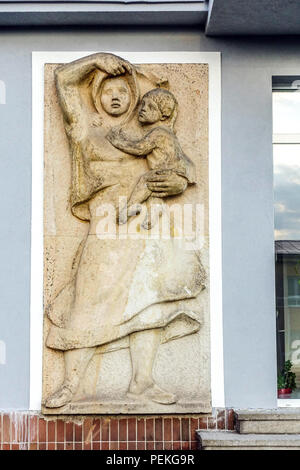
(138, 96, 161, 124)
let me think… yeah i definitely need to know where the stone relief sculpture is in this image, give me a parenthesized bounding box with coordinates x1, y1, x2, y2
(42, 53, 210, 414)
(107, 88, 195, 229)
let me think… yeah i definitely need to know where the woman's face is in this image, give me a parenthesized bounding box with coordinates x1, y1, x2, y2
(100, 77, 131, 116)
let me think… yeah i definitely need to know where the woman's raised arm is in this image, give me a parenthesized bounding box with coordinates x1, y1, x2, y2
(55, 53, 132, 127)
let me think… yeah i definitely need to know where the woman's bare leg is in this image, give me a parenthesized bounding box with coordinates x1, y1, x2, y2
(45, 347, 96, 408)
(128, 329, 176, 404)
(129, 329, 160, 393)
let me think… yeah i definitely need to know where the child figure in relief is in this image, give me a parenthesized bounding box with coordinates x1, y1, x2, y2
(107, 88, 194, 229)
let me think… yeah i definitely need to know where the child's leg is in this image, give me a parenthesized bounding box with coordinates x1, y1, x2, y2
(118, 173, 152, 224)
(142, 196, 165, 230)
(128, 173, 152, 212)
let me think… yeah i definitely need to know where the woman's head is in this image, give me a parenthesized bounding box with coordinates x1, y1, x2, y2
(100, 77, 131, 116)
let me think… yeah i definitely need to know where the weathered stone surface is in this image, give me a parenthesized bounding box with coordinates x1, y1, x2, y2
(235, 408, 300, 434)
(237, 420, 300, 434)
(198, 431, 300, 450)
(236, 408, 300, 420)
(42, 400, 211, 415)
(42, 53, 210, 414)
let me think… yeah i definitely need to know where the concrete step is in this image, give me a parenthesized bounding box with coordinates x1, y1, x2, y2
(197, 431, 300, 450)
(236, 409, 300, 434)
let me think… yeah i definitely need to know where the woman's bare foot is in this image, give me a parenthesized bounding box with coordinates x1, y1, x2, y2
(128, 377, 154, 396)
(144, 384, 176, 404)
(128, 379, 176, 405)
(44, 385, 73, 408)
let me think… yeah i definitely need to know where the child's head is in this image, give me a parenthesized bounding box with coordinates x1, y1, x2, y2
(138, 88, 178, 127)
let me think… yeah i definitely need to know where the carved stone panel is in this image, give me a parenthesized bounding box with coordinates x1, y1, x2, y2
(42, 53, 210, 414)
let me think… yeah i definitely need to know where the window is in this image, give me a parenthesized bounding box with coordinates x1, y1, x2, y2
(273, 77, 300, 400)
(288, 276, 300, 307)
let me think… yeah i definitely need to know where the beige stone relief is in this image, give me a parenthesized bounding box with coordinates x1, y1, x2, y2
(42, 53, 210, 414)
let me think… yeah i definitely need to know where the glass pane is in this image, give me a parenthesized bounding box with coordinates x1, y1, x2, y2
(274, 88, 300, 399)
(287, 276, 300, 307)
(274, 144, 300, 240)
(276, 255, 300, 397)
(273, 92, 300, 134)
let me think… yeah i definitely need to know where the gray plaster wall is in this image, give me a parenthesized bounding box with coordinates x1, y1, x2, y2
(0, 27, 299, 410)
(206, 0, 300, 36)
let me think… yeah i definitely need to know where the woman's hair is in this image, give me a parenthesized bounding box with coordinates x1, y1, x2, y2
(143, 88, 178, 128)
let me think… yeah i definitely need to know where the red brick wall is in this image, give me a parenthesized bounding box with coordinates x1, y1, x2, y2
(0, 410, 235, 450)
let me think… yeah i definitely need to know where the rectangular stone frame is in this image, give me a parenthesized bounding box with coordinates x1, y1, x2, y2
(30, 51, 223, 412)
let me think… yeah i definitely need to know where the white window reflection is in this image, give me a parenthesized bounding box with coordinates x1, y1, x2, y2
(273, 92, 300, 135)
(274, 144, 300, 240)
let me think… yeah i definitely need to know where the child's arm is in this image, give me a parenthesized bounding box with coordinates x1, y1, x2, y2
(106, 127, 155, 156)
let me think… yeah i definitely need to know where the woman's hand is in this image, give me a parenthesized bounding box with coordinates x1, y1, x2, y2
(146, 170, 188, 197)
(95, 54, 132, 76)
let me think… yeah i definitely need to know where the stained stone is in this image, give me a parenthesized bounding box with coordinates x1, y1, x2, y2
(42, 53, 210, 414)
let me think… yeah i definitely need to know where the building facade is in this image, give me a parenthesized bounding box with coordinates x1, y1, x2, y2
(1, 0, 300, 450)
